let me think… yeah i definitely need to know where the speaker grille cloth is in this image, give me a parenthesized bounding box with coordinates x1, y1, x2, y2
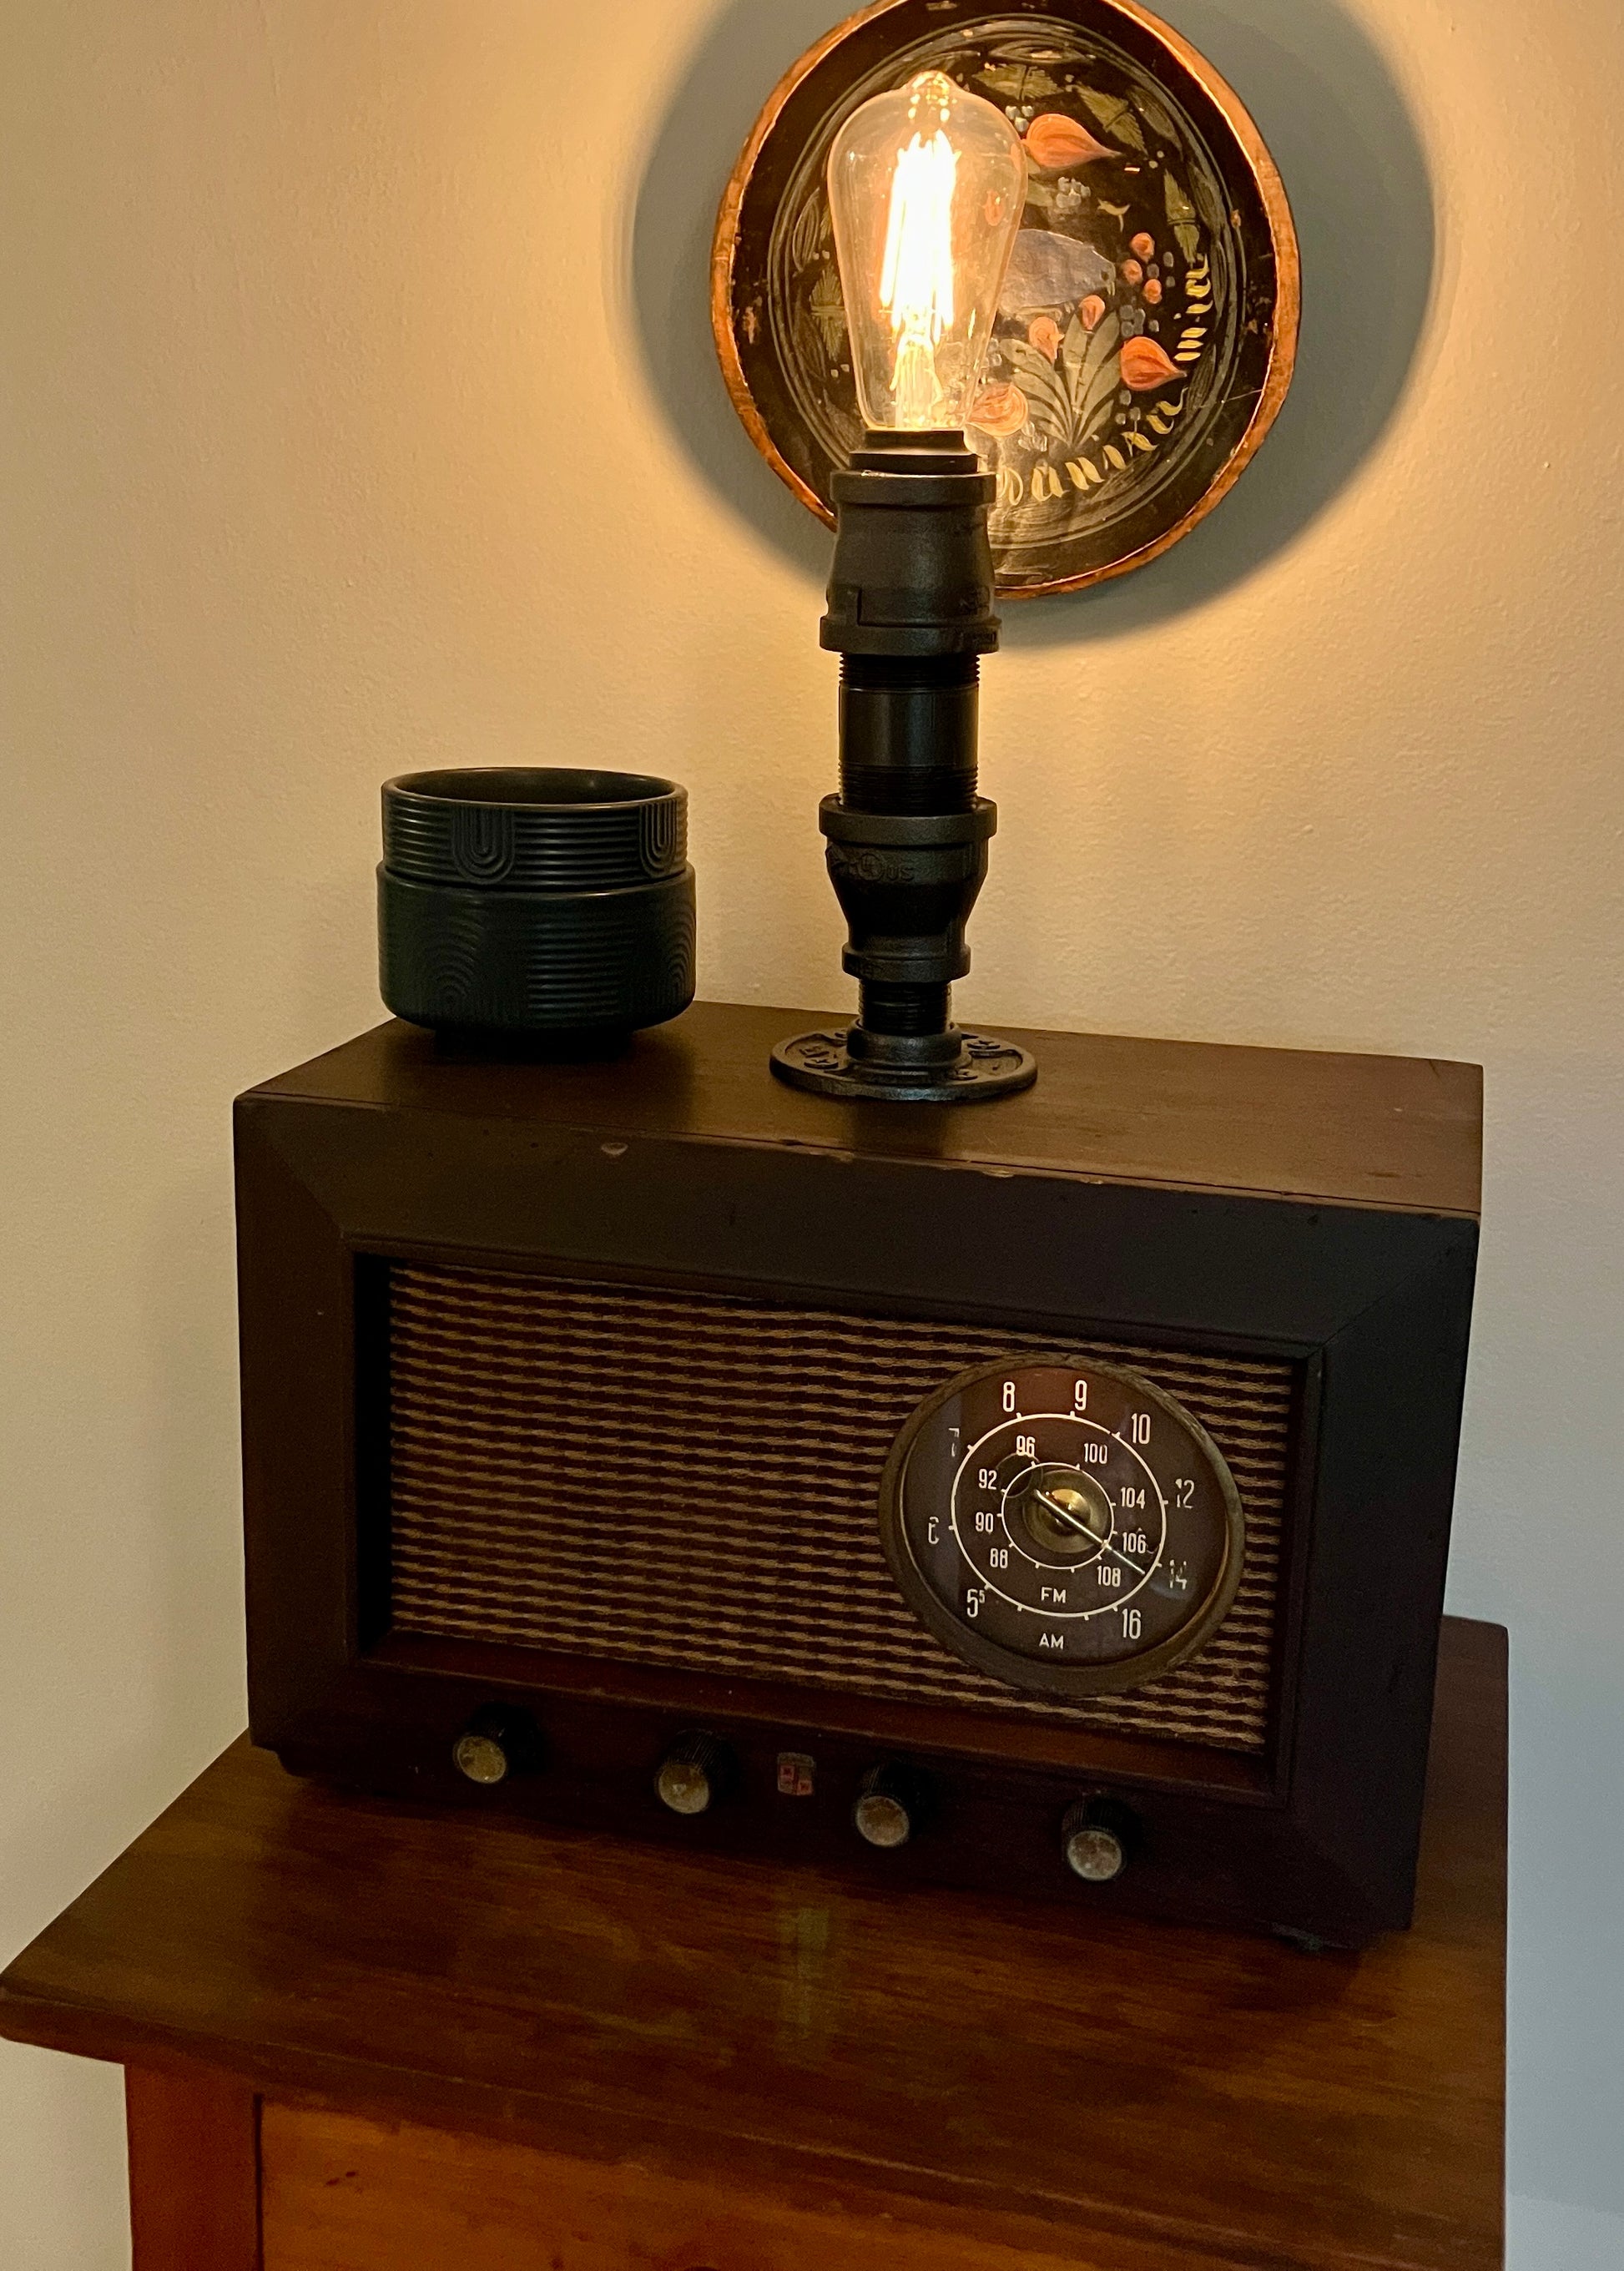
(386, 1266, 1294, 1754)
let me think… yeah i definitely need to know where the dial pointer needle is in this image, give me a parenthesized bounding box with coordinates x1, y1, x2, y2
(1033, 1487, 1094, 1539)
(1031, 1488, 1150, 1581)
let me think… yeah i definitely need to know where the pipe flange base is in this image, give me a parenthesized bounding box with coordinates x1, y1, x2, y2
(770, 1027, 1036, 1105)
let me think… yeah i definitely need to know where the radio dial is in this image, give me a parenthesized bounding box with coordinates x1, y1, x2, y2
(1062, 1798, 1137, 1884)
(656, 1733, 733, 1816)
(879, 1355, 1245, 1698)
(451, 1706, 542, 1787)
(854, 1764, 926, 1850)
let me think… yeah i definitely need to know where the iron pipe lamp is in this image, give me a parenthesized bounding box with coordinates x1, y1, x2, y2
(773, 72, 1036, 1103)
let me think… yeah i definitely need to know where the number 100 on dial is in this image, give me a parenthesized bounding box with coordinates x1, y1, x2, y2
(878, 1357, 1245, 1698)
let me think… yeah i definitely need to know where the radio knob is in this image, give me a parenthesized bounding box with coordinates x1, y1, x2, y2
(655, 1733, 733, 1817)
(853, 1764, 925, 1850)
(451, 1706, 542, 1787)
(1062, 1797, 1137, 1883)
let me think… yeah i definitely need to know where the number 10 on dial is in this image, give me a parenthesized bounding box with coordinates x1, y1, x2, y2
(878, 1355, 1245, 1698)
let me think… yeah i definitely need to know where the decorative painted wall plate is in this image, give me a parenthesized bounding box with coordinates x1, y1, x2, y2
(713, 0, 1299, 598)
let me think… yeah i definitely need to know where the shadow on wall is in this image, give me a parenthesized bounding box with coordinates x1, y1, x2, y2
(629, 0, 1435, 645)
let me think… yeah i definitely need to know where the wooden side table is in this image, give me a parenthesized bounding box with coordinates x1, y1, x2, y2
(0, 1617, 1505, 2270)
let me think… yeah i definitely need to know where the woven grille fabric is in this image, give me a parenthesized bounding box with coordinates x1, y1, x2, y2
(388, 1266, 1294, 1755)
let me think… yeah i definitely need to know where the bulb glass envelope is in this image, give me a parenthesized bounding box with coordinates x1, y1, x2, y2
(827, 71, 1026, 433)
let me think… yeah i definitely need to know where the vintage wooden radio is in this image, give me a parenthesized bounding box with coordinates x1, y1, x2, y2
(236, 1002, 1479, 1947)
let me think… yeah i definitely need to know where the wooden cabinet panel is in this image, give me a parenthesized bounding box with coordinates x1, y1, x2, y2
(126, 2066, 260, 2271)
(260, 2101, 1193, 2271)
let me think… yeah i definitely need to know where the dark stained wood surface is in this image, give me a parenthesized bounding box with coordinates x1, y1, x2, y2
(125, 2064, 260, 2271)
(1, 1619, 1504, 2271)
(251, 1006, 1483, 1218)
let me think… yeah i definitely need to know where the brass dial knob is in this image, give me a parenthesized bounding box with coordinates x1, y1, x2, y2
(1061, 1797, 1137, 1883)
(655, 1732, 733, 1817)
(452, 1732, 509, 1786)
(451, 1706, 542, 1787)
(853, 1764, 927, 1850)
(1013, 1463, 1114, 1560)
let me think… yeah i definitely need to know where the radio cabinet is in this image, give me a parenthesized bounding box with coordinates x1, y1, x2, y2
(235, 1001, 1480, 1946)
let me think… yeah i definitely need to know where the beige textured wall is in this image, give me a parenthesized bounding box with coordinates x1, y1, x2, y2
(2, 3, 1621, 2262)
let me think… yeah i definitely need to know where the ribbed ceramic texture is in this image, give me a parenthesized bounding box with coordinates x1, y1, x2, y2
(376, 869, 694, 1034)
(382, 780, 687, 891)
(386, 1268, 1295, 1755)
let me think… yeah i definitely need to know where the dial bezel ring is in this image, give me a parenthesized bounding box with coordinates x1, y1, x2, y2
(877, 1352, 1246, 1698)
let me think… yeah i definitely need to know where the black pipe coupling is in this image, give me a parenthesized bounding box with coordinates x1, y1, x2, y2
(822, 792, 994, 997)
(773, 430, 1036, 1103)
(820, 434, 1001, 664)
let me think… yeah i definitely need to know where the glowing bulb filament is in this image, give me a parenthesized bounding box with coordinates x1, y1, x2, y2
(878, 129, 958, 426)
(826, 72, 1024, 431)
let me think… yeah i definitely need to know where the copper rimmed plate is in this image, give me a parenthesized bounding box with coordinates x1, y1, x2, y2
(713, 0, 1298, 599)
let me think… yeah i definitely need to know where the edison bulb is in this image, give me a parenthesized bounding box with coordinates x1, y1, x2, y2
(827, 71, 1026, 433)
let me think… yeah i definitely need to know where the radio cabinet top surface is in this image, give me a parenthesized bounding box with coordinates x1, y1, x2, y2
(250, 1002, 1481, 1219)
(0, 1619, 1506, 2271)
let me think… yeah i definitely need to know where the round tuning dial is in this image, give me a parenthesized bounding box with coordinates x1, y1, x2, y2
(451, 1706, 542, 1787)
(853, 1764, 927, 1850)
(655, 1732, 734, 1817)
(1061, 1797, 1137, 1884)
(880, 1355, 1245, 1698)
